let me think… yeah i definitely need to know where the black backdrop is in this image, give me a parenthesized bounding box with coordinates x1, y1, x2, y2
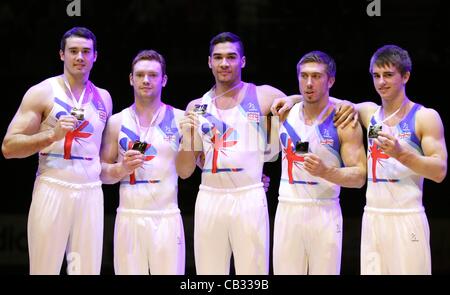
(0, 0, 449, 275)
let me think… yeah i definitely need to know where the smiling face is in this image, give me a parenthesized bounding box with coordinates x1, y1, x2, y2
(59, 36, 97, 78)
(208, 41, 246, 85)
(371, 63, 409, 102)
(298, 62, 335, 104)
(130, 59, 167, 100)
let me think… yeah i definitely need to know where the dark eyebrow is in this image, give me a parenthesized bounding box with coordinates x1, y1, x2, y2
(212, 52, 238, 57)
(68, 47, 92, 50)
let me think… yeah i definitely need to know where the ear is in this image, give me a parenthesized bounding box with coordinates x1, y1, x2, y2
(59, 49, 64, 62)
(208, 56, 212, 69)
(241, 56, 246, 68)
(162, 74, 168, 87)
(402, 71, 410, 84)
(129, 73, 134, 86)
(328, 76, 335, 89)
(93, 50, 98, 63)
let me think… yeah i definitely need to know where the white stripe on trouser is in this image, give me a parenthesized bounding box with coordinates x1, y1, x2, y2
(28, 176, 103, 275)
(361, 206, 431, 275)
(194, 183, 269, 275)
(114, 207, 185, 275)
(273, 197, 342, 275)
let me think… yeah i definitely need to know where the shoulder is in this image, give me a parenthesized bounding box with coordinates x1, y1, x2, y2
(107, 111, 123, 127)
(255, 84, 286, 98)
(21, 78, 55, 110)
(415, 105, 444, 134)
(164, 104, 184, 120)
(416, 105, 442, 120)
(93, 85, 113, 115)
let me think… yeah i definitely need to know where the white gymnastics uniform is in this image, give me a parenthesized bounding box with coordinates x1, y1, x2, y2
(273, 102, 343, 275)
(194, 83, 269, 274)
(28, 76, 108, 274)
(114, 104, 185, 275)
(361, 103, 430, 275)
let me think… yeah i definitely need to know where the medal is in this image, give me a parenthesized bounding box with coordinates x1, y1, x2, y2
(70, 107, 85, 121)
(193, 104, 207, 115)
(295, 141, 309, 154)
(368, 124, 382, 139)
(132, 140, 148, 154)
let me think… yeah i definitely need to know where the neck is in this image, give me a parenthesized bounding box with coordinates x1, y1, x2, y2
(303, 97, 330, 121)
(213, 81, 244, 109)
(215, 80, 243, 95)
(382, 93, 408, 116)
(134, 96, 162, 126)
(63, 70, 89, 90)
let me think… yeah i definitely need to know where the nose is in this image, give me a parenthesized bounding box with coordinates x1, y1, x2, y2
(306, 76, 313, 87)
(220, 58, 230, 67)
(76, 51, 84, 60)
(143, 75, 150, 83)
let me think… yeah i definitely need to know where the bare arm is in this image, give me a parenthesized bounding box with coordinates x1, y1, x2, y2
(2, 82, 78, 159)
(303, 122, 367, 188)
(355, 101, 379, 129)
(270, 94, 359, 129)
(100, 113, 144, 184)
(374, 107, 447, 183)
(175, 99, 203, 179)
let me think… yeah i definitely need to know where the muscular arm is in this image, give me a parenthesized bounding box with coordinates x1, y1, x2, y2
(100, 113, 144, 184)
(2, 82, 77, 159)
(175, 99, 203, 179)
(304, 122, 367, 188)
(376, 107, 447, 183)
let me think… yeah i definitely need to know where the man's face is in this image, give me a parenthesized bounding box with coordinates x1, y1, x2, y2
(208, 42, 245, 84)
(371, 63, 409, 101)
(130, 59, 167, 99)
(60, 36, 97, 76)
(298, 62, 334, 104)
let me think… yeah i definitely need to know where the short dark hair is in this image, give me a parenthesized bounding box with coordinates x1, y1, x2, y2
(131, 50, 167, 76)
(297, 51, 336, 78)
(209, 32, 244, 57)
(369, 45, 412, 76)
(60, 27, 97, 51)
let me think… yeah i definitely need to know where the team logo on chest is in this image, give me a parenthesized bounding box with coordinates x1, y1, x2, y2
(163, 126, 177, 142)
(320, 128, 334, 146)
(246, 102, 260, 123)
(398, 122, 411, 139)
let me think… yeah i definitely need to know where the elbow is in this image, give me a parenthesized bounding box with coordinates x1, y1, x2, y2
(176, 166, 194, 179)
(355, 176, 366, 189)
(349, 170, 366, 188)
(432, 166, 447, 183)
(1, 141, 13, 159)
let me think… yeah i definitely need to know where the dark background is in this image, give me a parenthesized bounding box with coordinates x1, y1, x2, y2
(0, 0, 449, 275)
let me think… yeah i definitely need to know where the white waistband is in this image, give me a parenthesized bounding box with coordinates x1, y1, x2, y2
(38, 176, 102, 190)
(364, 206, 425, 214)
(199, 182, 263, 193)
(117, 207, 181, 216)
(278, 196, 339, 205)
